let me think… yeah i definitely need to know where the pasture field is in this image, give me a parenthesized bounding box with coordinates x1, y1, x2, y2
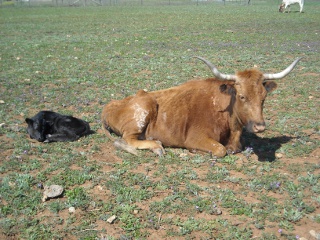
(1, 2, 319, 239)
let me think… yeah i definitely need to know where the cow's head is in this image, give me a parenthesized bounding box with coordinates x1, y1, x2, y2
(279, 3, 285, 12)
(196, 56, 302, 133)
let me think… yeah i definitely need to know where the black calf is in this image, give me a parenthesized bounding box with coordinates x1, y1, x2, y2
(25, 111, 91, 142)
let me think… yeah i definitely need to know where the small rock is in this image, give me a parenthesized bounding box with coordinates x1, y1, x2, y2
(107, 215, 117, 224)
(310, 230, 320, 239)
(42, 185, 64, 202)
(0, 100, 4, 104)
(69, 207, 76, 213)
(275, 153, 283, 158)
(133, 209, 139, 214)
(210, 205, 222, 215)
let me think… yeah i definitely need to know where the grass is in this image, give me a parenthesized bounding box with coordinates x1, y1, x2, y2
(1, 1, 320, 239)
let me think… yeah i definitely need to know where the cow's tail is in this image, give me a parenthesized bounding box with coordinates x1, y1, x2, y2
(101, 120, 116, 141)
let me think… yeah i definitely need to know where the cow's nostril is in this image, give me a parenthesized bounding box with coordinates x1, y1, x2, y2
(254, 123, 266, 132)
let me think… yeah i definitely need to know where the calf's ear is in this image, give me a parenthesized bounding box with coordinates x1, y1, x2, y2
(263, 81, 277, 93)
(25, 118, 33, 125)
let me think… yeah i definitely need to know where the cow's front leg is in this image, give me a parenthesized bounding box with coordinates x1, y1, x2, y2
(225, 143, 242, 155)
(225, 130, 242, 154)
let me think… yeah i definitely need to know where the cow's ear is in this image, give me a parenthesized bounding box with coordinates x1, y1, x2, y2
(263, 81, 277, 93)
(220, 84, 235, 95)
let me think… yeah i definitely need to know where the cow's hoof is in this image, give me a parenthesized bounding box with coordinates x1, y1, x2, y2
(152, 148, 165, 157)
(152, 140, 165, 156)
(226, 149, 235, 155)
(226, 149, 241, 155)
(152, 147, 165, 156)
(226, 144, 241, 155)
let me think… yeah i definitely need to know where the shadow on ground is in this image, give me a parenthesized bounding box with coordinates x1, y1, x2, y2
(242, 131, 293, 162)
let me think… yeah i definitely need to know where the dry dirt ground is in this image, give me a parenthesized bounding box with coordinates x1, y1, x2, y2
(93, 141, 320, 239)
(1, 109, 319, 240)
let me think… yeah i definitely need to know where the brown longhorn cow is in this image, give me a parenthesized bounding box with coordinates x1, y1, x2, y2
(101, 57, 302, 157)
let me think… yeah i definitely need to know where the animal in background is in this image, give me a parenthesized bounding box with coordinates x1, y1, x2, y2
(279, 0, 304, 13)
(26, 111, 91, 142)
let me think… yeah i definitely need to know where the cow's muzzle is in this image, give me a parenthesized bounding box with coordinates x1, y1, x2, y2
(247, 121, 266, 133)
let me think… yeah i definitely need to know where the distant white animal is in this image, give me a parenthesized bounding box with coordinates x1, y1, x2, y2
(279, 0, 304, 13)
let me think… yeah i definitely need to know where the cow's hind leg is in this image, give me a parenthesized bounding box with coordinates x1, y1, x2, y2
(102, 121, 164, 156)
(101, 124, 139, 155)
(102, 90, 165, 156)
(111, 134, 164, 156)
(121, 91, 165, 155)
(123, 133, 165, 156)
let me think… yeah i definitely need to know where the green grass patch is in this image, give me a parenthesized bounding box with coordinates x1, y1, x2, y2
(1, 2, 320, 239)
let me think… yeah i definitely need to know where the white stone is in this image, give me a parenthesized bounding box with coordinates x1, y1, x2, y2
(69, 207, 76, 213)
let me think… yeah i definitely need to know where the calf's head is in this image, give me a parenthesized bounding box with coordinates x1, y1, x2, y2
(196, 56, 302, 133)
(25, 117, 48, 142)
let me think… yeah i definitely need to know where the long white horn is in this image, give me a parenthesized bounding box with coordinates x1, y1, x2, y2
(263, 57, 303, 80)
(195, 56, 237, 81)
